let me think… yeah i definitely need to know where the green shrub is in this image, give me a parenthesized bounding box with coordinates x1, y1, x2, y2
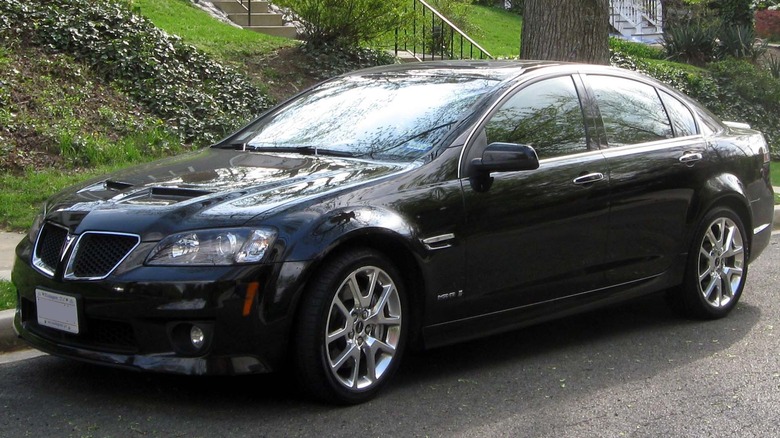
(611, 51, 780, 159)
(708, 58, 780, 111)
(765, 54, 780, 78)
(706, 59, 780, 159)
(274, 0, 408, 48)
(663, 20, 767, 65)
(662, 22, 720, 65)
(0, 0, 271, 146)
(717, 24, 767, 61)
(0, 41, 185, 171)
(299, 43, 396, 80)
(609, 37, 664, 60)
(710, 0, 754, 27)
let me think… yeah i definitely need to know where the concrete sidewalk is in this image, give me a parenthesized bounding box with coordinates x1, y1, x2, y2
(1, 232, 23, 351)
(0, 231, 23, 282)
(1, 201, 780, 354)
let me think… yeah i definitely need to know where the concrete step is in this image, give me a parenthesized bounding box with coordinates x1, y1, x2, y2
(228, 13, 283, 27)
(210, 0, 296, 39)
(211, 0, 269, 14)
(245, 25, 298, 39)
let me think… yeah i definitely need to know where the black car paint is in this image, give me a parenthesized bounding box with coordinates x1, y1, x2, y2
(12, 61, 775, 376)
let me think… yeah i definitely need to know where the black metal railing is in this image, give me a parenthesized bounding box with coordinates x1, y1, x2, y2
(237, 0, 255, 27)
(394, 0, 492, 61)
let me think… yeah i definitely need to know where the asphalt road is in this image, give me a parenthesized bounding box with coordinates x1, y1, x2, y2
(1, 234, 778, 437)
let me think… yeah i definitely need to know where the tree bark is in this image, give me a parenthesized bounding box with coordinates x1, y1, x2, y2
(520, 0, 610, 64)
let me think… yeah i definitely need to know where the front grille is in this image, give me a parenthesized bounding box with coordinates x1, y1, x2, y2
(33, 223, 69, 275)
(32, 223, 140, 280)
(67, 232, 140, 279)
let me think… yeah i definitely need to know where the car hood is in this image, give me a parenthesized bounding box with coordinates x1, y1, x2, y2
(44, 148, 413, 239)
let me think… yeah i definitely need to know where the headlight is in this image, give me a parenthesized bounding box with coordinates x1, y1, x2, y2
(146, 228, 276, 266)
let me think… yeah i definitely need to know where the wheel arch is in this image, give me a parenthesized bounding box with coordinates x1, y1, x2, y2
(304, 230, 428, 349)
(688, 172, 753, 258)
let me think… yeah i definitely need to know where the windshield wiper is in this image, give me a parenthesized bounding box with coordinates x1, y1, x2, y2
(357, 121, 457, 159)
(243, 145, 356, 158)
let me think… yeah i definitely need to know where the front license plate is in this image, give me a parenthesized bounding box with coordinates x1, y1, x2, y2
(36, 289, 79, 334)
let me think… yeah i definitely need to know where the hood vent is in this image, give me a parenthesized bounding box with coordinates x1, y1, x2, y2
(105, 180, 134, 191)
(118, 186, 215, 206)
(150, 187, 213, 198)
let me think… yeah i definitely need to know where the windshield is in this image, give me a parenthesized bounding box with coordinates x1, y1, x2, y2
(229, 72, 498, 161)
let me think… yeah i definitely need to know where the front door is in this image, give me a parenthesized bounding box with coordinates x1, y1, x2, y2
(457, 75, 611, 320)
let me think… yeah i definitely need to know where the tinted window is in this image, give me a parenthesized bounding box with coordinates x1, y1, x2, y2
(697, 111, 722, 136)
(589, 75, 673, 146)
(660, 91, 697, 137)
(485, 76, 587, 159)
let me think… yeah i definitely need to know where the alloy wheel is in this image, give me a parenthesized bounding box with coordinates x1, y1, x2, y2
(325, 266, 403, 390)
(696, 216, 745, 309)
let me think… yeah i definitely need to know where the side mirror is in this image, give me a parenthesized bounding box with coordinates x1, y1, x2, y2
(470, 142, 539, 174)
(469, 143, 539, 192)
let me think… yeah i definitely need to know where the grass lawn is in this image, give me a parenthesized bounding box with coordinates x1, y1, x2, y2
(0, 281, 14, 311)
(468, 5, 522, 58)
(133, 0, 296, 62)
(0, 165, 130, 231)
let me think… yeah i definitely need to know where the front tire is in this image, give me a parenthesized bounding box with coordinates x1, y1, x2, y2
(295, 248, 407, 404)
(677, 207, 748, 319)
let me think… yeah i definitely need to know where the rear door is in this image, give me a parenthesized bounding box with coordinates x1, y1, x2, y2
(583, 73, 711, 285)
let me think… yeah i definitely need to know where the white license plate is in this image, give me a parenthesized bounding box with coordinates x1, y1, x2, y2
(36, 289, 79, 334)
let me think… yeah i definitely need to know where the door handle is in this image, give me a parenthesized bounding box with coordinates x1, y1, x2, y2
(679, 152, 703, 164)
(572, 172, 605, 185)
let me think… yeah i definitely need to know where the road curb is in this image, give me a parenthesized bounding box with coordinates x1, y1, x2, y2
(775, 204, 780, 232)
(0, 309, 25, 353)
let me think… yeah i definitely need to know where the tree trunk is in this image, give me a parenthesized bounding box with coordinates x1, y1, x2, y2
(520, 0, 609, 64)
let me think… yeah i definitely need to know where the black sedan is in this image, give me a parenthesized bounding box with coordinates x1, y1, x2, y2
(12, 61, 775, 404)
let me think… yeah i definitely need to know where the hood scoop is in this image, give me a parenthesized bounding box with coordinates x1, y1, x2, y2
(105, 180, 134, 191)
(118, 186, 215, 206)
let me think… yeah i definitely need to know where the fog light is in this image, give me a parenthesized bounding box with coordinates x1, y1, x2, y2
(190, 325, 205, 349)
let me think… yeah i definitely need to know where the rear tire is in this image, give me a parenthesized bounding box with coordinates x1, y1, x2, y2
(676, 207, 748, 319)
(294, 248, 407, 404)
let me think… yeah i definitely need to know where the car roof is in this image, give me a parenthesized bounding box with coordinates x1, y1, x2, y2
(346, 60, 567, 82)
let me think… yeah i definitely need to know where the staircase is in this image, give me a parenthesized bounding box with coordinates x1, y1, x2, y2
(210, 0, 297, 39)
(394, 0, 492, 62)
(610, 0, 663, 43)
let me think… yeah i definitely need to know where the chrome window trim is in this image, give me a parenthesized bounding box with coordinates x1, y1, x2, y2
(456, 69, 554, 179)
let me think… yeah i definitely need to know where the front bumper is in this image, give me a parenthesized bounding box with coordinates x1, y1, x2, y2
(12, 238, 293, 375)
(14, 312, 269, 374)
